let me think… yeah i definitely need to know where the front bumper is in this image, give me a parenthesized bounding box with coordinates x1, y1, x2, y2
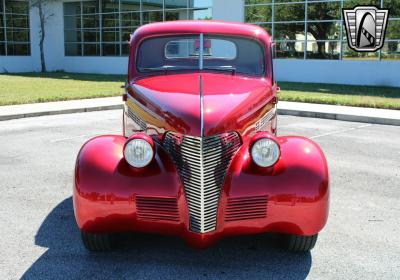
(73, 134, 329, 248)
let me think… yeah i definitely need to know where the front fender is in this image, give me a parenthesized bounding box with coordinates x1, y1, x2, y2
(73, 135, 185, 233)
(220, 135, 329, 236)
(73, 133, 329, 245)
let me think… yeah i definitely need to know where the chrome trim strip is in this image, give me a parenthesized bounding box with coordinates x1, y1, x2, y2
(200, 75, 204, 138)
(237, 101, 270, 123)
(199, 33, 204, 70)
(199, 133, 205, 232)
(199, 73, 205, 232)
(126, 90, 163, 121)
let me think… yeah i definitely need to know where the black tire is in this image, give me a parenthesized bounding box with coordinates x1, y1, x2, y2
(283, 234, 318, 252)
(81, 231, 116, 252)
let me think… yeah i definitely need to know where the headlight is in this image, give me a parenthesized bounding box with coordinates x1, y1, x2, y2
(251, 138, 280, 167)
(124, 137, 154, 168)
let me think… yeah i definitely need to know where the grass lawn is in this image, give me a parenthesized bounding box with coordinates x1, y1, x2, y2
(0, 72, 399, 109)
(279, 82, 400, 110)
(0, 72, 125, 106)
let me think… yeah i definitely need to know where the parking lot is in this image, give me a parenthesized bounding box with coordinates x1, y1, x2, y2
(0, 110, 399, 280)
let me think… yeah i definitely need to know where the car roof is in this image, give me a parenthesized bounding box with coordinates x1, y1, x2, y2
(130, 20, 271, 46)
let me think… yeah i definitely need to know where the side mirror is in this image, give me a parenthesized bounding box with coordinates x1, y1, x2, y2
(271, 42, 276, 59)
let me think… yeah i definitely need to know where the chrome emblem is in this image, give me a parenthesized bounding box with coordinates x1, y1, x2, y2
(343, 6, 389, 52)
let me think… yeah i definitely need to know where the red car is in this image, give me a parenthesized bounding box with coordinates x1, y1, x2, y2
(74, 21, 329, 252)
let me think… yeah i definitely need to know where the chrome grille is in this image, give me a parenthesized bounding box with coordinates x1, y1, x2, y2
(127, 106, 147, 131)
(136, 196, 179, 222)
(225, 195, 268, 222)
(163, 132, 241, 233)
(255, 108, 275, 131)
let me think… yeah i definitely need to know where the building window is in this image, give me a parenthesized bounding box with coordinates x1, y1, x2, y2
(0, 0, 30, 56)
(245, 0, 400, 60)
(64, 0, 213, 56)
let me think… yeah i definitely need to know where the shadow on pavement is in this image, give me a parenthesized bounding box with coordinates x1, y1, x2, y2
(22, 197, 312, 280)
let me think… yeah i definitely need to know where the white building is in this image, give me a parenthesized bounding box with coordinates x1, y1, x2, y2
(1, 0, 400, 87)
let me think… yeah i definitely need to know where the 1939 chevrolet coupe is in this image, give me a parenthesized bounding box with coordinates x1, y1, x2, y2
(74, 21, 329, 252)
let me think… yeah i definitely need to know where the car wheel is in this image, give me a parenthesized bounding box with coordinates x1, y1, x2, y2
(283, 234, 318, 252)
(81, 231, 116, 252)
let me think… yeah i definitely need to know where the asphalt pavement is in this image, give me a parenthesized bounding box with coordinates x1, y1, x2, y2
(0, 110, 399, 280)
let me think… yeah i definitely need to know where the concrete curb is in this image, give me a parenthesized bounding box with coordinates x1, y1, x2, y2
(1, 98, 399, 126)
(0, 104, 123, 121)
(277, 108, 400, 126)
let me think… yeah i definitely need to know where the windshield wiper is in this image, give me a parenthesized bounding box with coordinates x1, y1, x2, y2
(202, 66, 236, 75)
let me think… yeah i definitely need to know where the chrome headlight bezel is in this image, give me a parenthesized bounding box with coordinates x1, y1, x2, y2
(250, 136, 280, 168)
(123, 134, 154, 168)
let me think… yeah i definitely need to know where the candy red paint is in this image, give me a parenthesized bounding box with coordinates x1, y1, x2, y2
(73, 21, 329, 249)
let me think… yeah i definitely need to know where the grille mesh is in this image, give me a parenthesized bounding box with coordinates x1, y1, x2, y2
(255, 109, 275, 131)
(136, 196, 179, 222)
(164, 132, 241, 233)
(127, 107, 147, 131)
(225, 195, 268, 222)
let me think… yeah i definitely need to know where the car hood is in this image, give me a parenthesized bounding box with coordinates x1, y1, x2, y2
(127, 73, 273, 137)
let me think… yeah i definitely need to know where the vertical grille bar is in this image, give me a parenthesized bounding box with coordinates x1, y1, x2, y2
(164, 132, 241, 233)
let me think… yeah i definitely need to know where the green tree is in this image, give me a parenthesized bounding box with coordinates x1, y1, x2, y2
(384, 0, 400, 53)
(307, 3, 340, 58)
(274, 2, 340, 58)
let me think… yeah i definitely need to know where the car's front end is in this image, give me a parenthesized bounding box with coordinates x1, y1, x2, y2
(73, 21, 329, 251)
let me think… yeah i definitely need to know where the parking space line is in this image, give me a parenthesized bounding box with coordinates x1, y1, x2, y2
(50, 130, 121, 143)
(310, 124, 372, 139)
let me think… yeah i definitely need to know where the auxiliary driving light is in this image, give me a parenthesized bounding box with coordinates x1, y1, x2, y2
(124, 135, 154, 168)
(251, 137, 280, 167)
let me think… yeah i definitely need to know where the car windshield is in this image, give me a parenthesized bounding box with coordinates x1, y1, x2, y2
(136, 34, 265, 76)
